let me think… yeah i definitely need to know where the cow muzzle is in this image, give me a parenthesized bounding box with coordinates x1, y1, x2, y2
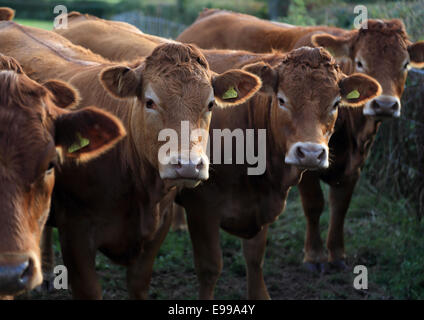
(160, 153, 209, 186)
(285, 142, 329, 170)
(0, 253, 41, 296)
(364, 95, 401, 118)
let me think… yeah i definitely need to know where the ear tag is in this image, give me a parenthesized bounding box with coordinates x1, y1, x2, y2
(347, 89, 360, 99)
(68, 133, 90, 153)
(222, 86, 238, 99)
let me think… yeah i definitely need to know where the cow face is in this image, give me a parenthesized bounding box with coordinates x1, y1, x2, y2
(0, 55, 125, 297)
(101, 43, 261, 188)
(244, 47, 381, 169)
(312, 19, 424, 118)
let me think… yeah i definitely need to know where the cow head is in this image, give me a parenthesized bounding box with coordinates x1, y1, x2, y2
(0, 55, 126, 297)
(312, 19, 424, 118)
(244, 47, 381, 169)
(100, 43, 261, 188)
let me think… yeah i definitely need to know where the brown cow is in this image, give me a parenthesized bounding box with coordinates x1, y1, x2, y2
(0, 16, 262, 299)
(0, 54, 126, 299)
(64, 11, 146, 34)
(177, 9, 347, 53)
(55, 11, 172, 59)
(178, 48, 382, 299)
(51, 14, 383, 298)
(179, 9, 424, 272)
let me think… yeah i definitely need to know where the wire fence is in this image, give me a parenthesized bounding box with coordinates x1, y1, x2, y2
(112, 11, 187, 39)
(311, 0, 424, 41)
(364, 68, 424, 219)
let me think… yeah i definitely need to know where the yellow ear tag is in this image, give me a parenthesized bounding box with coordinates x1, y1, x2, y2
(222, 86, 238, 100)
(68, 133, 90, 153)
(347, 89, 360, 99)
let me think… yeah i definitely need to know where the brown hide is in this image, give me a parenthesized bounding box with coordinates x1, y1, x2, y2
(0, 19, 262, 298)
(177, 9, 345, 52)
(51, 13, 384, 299)
(178, 10, 424, 272)
(0, 54, 124, 298)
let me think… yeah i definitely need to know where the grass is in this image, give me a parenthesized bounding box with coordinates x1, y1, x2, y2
(24, 173, 424, 300)
(15, 19, 53, 30)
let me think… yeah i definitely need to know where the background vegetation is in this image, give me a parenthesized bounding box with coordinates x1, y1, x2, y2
(3, 0, 424, 41)
(8, 0, 424, 300)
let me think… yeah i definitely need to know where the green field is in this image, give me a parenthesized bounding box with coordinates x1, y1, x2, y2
(23, 175, 424, 300)
(15, 19, 53, 30)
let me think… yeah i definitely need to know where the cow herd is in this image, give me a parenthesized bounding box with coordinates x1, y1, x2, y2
(0, 6, 422, 300)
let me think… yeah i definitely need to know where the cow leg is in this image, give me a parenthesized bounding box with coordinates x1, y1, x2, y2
(326, 177, 358, 270)
(242, 225, 270, 300)
(126, 208, 173, 299)
(298, 173, 326, 273)
(171, 203, 187, 232)
(186, 208, 222, 300)
(40, 226, 55, 292)
(58, 225, 101, 299)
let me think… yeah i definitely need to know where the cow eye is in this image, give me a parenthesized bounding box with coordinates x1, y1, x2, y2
(356, 60, 364, 70)
(332, 98, 341, 112)
(278, 97, 285, 106)
(208, 100, 215, 111)
(333, 100, 341, 109)
(145, 99, 155, 109)
(46, 162, 55, 174)
(403, 61, 410, 70)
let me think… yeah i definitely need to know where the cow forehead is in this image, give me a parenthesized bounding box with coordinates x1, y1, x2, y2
(0, 112, 53, 183)
(278, 66, 340, 108)
(354, 24, 409, 66)
(143, 44, 211, 83)
(357, 34, 409, 61)
(147, 78, 213, 108)
(144, 64, 212, 90)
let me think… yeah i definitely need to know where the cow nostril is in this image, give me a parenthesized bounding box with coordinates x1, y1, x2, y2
(318, 149, 326, 161)
(19, 259, 33, 285)
(196, 159, 204, 170)
(0, 257, 34, 294)
(371, 100, 380, 110)
(296, 146, 305, 159)
(391, 101, 399, 110)
(173, 159, 182, 169)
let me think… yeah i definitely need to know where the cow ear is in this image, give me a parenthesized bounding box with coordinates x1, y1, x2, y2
(0, 7, 14, 21)
(212, 69, 262, 107)
(43, 80, 80, 109)
(311, 32, 355, 57)
(339, 73, 382, 107)
(55, 107, 126, 162)
(100, 65, 142, 99)
(242, 62, 278, 94)
(408, 41, 424, 68)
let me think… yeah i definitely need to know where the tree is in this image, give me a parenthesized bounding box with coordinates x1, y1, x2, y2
(267, 0, 291, 19)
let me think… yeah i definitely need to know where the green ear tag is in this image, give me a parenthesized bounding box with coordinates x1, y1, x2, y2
(222, 86, 238, 100)
(347, 89, 360, 99)
(68, 133, 90, 153)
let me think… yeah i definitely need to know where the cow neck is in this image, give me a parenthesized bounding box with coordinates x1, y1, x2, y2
(0, 22, 108, 83)
(247, 95, 301, 192)
(122, 98, 166, 202)
(11, 22, 109, 65)
(333, 106, 381, 177)
(337, 105, 381, 149)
